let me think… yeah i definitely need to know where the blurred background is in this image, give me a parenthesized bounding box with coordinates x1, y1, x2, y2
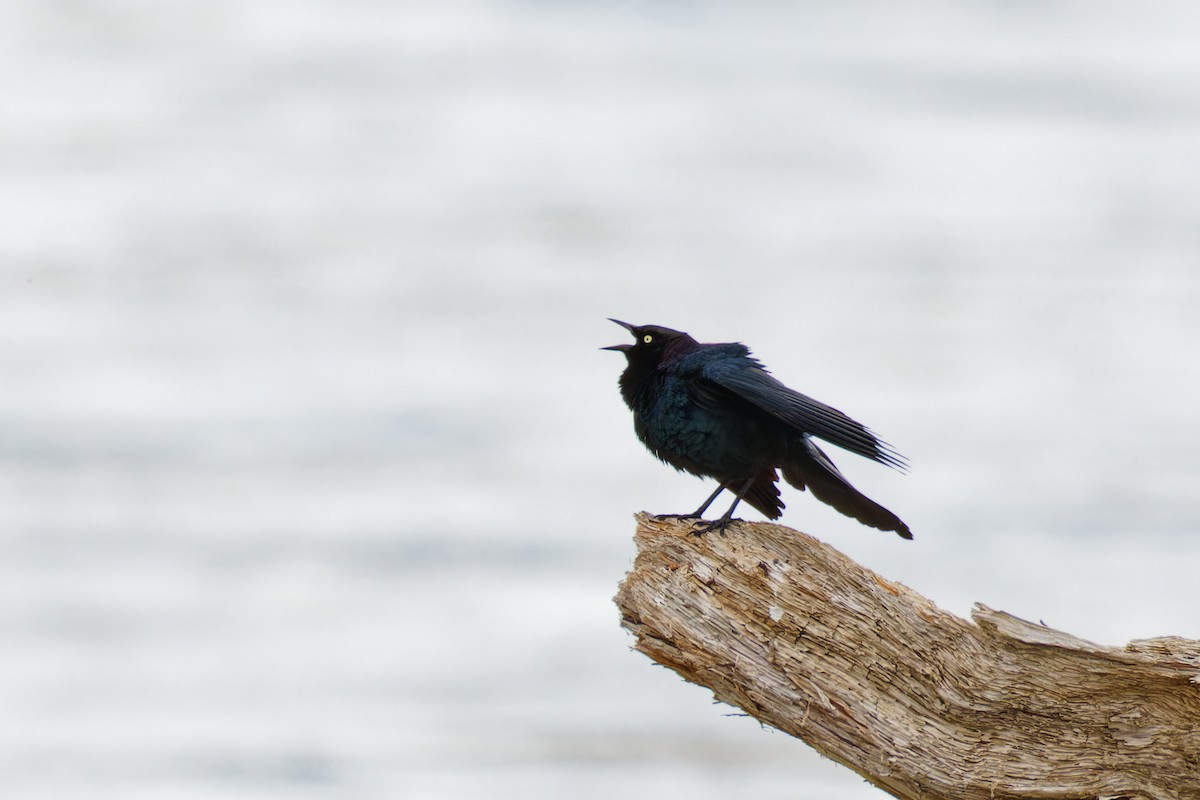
(3, 1, 1199, 798)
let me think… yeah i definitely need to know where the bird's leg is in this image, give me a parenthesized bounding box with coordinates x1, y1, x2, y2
(689, 483, 726, 517)
(692, 477, 756, 535)
(652, 484, 724, 522)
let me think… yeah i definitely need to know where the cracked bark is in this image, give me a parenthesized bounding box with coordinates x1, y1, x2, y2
(614, 513, 1200, 800)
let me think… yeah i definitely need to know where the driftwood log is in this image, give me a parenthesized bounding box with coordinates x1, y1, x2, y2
(614, 513, 1200, 800)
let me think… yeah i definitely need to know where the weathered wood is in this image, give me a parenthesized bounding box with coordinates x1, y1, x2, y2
(614, 513, 1200, 800)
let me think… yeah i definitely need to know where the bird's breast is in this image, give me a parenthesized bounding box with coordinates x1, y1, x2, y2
(631, 376, 783, 479)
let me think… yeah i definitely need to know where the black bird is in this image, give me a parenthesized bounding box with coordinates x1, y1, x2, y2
(603, 320, 911, 539)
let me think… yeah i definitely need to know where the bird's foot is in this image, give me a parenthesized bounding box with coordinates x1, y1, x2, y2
(690, 516, 737, 536)
(653, 512, 702, 521)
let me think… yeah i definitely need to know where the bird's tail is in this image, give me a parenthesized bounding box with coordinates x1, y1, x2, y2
(782, 437, 912, 539)
(739, 468, 785, 519)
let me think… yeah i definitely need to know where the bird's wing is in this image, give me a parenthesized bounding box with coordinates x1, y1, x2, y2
(698, 361, 907, 471)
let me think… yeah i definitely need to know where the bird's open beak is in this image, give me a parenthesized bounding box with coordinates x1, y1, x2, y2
(601, 318, 636, 351)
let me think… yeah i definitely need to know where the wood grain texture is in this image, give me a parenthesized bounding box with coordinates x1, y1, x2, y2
(614, 513, 1200, 800)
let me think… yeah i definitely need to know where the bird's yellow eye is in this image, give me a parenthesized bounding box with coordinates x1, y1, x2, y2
(643, 334, 653, 344)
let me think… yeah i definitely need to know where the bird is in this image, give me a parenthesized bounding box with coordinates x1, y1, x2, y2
(602, 319, 911, 539)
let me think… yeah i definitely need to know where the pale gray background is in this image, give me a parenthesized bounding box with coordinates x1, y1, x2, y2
(3, 1, 1199, 798)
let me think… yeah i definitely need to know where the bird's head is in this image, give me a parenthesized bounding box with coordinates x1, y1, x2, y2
(602, 318, 695, 358)
(602, 321, 700, 404)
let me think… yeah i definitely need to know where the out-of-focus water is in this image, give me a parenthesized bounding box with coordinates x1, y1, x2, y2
(3, 2, 1199, 798)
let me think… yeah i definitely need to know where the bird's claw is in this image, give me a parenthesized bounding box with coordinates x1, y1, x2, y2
(690, 517, 737, 536)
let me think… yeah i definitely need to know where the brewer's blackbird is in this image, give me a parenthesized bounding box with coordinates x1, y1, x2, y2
(603, 319, 911, 538)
